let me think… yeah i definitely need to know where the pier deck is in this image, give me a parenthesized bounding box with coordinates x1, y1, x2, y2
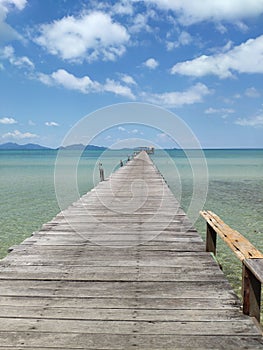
(0, 151, 262, 349)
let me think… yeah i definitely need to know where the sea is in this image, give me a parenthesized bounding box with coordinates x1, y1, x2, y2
(0, 148, 262, 300)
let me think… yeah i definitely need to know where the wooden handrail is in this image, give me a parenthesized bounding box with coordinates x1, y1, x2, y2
(200, 210, 263, 324)
(200, 210, 263, 260)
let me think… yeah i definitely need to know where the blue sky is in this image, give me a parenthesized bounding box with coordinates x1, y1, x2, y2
(0, 0, 263, 148)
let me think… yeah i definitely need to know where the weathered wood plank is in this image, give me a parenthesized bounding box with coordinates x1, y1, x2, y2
(0, 295, 242, 309)
(0, 333, 262, 349)
(0, 318, 260, 335)
(0, 306, 246, 321)
(200, 210, 263, 260)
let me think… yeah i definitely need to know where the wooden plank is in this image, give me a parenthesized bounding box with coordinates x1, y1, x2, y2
(0, 333, 262, 349)
(200, 210, 263, 260)
(0, 306, 246, 321)
(0, 280, 239, 298)
(0, 318, 260, 335)
(0, 296, 242, 309)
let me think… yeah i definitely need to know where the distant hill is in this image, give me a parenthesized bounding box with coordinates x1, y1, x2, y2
(0, 142, 108, 151)
(0, 142, 50, 150)
(59, 144, 107, 151)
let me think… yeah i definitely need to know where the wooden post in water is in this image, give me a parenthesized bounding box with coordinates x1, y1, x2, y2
(99, 162, 104, 181)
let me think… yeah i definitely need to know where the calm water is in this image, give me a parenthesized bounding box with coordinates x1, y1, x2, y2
(0, 149, 262, 300)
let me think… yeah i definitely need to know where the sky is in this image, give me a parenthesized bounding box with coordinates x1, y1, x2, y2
(0, 0, 263, 149)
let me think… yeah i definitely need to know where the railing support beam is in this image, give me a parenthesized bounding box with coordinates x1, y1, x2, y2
(200, 211, 263, 324)
(206, 223, 217, 255)
(242, 259, 263, 323)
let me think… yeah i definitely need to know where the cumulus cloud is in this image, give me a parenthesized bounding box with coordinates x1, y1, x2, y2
(143, 58, 159, 69)
(118, 126, 126, 131)
(129, 13, 150, 33)
(167, 31, 192, 50)
(0, 116, 17, 124)
(37, 69, 135, 99)
(112, 0, 134, 15)
(146, 0, 263, 25)
(2, 45, 34, 68)
(245, 87, 260, 98)
(1, 0, 27, 11)
(144, 83, 212, 108)
(120, 74, 137, 85)
(171, 35, 263, 78)
(235, 115, 263, 127)
(43, 69, 100, 93)
(0, 0, 27, 42)
(45, 121, 59, 127)
(104, 78, 135, 99)
(2, 129, 38, 139)
(34, 11, 129, 62)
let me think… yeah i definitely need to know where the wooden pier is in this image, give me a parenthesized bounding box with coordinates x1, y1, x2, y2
(0, 151, 262, 349)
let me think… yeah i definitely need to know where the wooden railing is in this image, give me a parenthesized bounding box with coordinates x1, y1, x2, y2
(200, 210, 263, 323)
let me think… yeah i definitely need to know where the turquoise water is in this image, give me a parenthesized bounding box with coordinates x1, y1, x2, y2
(153, 149, 263, 300)
(0, 149, 262, 301)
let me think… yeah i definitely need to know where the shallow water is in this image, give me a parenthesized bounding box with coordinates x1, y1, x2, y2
(153, 149, 263, 301)
(0, 149, 262, 303)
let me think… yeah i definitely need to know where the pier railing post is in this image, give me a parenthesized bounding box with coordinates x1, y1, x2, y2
(242, 259, 263, 323)
(200, 211, 263, 324)
(206, 222, 217, 255)
(99, 163, 105, 182)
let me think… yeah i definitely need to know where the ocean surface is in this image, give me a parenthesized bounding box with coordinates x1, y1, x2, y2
(0, 148, 262, 300)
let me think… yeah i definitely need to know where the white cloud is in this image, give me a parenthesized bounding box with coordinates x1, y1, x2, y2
(104, 78, 135, 99)
(0, 116, 17, 124)
(129, 13, 150, 33)
(0, 0, 27, 42)
(216, 23, 228, 34)
(131, 129, 143, 135)
(235, 21, 249, 32)
(34, 11, 129, 62)
(45, 121, 59, 127)
(205, 107, 235, 114)
(51, 69, 100, 93)
(38, 69, 100, 93)
(2, 129, 38, 139)
(0, 0, 27, 11)
(120, 74, 137, 85)
(171, 35, 263, 79)
(144, 58, 159, 69)
(235, 115, 263, 127)
(118, 126, 126, 131)
(112, 0, 133, 15)
(37, 69, 135, 99)
(2, 45, 34, 68)
(205, 107, 235, 119)
(146, 0, 263, 25)
(167, 31, 192, 50)
(144, 83, 212, 108)
(245, 87, 260, 98)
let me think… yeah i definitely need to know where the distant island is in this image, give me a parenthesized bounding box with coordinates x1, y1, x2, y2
(0, 142, 107, 151)
(0, 142, 50, 150)
(58, 144, 107, 151)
